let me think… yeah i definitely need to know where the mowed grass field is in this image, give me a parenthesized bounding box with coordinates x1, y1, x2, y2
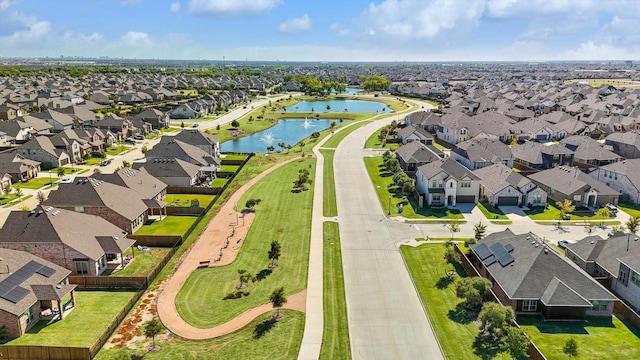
(175, 159, 315, 327)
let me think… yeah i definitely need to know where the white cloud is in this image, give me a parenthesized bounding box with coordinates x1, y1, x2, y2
(187, 0, 282, 16)
(330, 23, 349, 36)
(170, 1, 181, 13)
(278, 14, 312, 34)
(0, 0, 11, 11)
(118, 31, 151, 46)
(561, 41, 636, 60)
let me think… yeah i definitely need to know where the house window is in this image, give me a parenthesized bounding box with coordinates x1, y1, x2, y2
(432, 194, 441, 202)
(450, 182, 454, 188)
(432, 180, 438, 188)
(532, 194, 542, 204)
(74, 206, 84, 213)
(619, 270, 627, 284)
(631, 271, 640, 287)
(461, 180, 471, 188)
(24, 307, 33, 324)
(76, 262, 89, 275)
(522, 300, 537, 312)
(573, 195, 581, 202)
(591, 300, 609, 311)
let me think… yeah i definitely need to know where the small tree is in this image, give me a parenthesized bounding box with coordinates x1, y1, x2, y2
(563, 338, 579, 359)
(443, 244, 460, 277)
(502, 326, 529, 359)
(14, 184, 23, 199)
(626, 215, 640, 234)
(266, 145, 275, 153)
(2, 182, 11, 195)
(298, 141, 305, 152)
(245, 198, 262, 211)
(268, 240, 281, 268)
(231, 120, 240, 128)
(269, 287, 287, 319)
(556, 199, 576, 221)
(143, 318, 164, 349)
(382, 150, 393, 162)
(472, 221, 486, 244)
(294, 169, 312, 191)
(141, 144, 148, 154)
(479, 302, 515, 336)
(237, 269, 256, 289)
(509, 134, 519, 146)
(384, 158, 401, 173)
(455, 277, 492, 311)
(311, 131, 320, 140)
(57, 167, 65, 177)
(447, 219, 461, 240)
(595, 205, 612, 225)
(37, 191, 46, 204)
(181, 121, 185, 128)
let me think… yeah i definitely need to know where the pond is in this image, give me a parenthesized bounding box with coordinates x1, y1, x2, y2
(220, 118, 339, 153)
(285, 99, 390, 113)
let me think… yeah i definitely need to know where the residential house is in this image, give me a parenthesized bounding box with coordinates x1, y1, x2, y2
(468, 229, 616, 319)
(0, 104, 18, 120)
(396, 125, 435, 145)
(170, 130, 221, 158)
(93, 167, 168, 203)
(511, 141, 574, 173)
(0, 206, 136, 277)
(395, 141, 443, 174)
(0, 119, 35, 144)
(90, 115, 137, 140)
(415, 158, 480, 207)
(565, 233, 640, 311)
(514, 117, 566, 141)
(561, 135, 621, 168)
(170, 103, 202, 119)
(590, 159, 640, 204)
(450, 138, 513, 170)
(404, 111, 442, 132)
(0, 248, 76, 339)
(17, 136, 71, 168)
(133, 158, 201, 187)
(529, 166, 620, 207)
(44, 178, 150, 233)
(30, 109, 74, 132)
(145, 137, 221, 171)
(605, 132, 640, 159)
(132, 108, 169, 130)
(474, 163, 547, 207)
(0, 150, 41, 182)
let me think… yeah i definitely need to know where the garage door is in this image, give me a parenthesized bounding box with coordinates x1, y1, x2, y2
(497, 196, 519, 205)
(536, 134, 548, 140)
(456, 195, 475, 203)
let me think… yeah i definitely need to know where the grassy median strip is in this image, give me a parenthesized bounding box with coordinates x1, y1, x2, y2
(322, 120, 374, 149)
(175, 159, 315, 328)
(319, 221, 351, 359)
(320, 149, 337, 217)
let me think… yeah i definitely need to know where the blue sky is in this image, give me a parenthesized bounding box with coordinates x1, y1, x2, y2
(1, 0, 639, 61)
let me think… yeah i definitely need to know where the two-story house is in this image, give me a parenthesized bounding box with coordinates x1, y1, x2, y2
(474, 163, 547, 207)
(415, 158, 480, 207)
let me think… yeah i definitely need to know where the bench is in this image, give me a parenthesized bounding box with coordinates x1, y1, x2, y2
(198, 260, 211, 268)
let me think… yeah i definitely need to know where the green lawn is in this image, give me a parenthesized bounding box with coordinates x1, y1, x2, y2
(84, 158, 103, 166)
(55, 167, 90, 175)
(134, 216, 198, 236)
(322, 120, 374, 149)
(106, 145, 131, 156)
(112, 247, 171, 277)
(164, 194, 215, 208)
(319, 222, 351, 359)
(619, 202, 640, 217)
(96, 310, 304, 360)
(221, 154, 250, 162)
(211, 177, 227, 187)
(220, 164, 241, 173)
(364, 157, 463, 219)
(477, 202, 509, 220)
(175, 159, 315, 327)
(401, 244, 509, 359)
(8, 291, 136, 347)
(18, 177, 60, 189)
(0, 193, 18, 205)
(364, 128, 401, 150)
(320, 149, 337, 217)
(526, 204, 603, 221)
(518, 315, 640, 360)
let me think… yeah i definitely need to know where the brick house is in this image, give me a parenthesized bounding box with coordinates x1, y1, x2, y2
(415, 158, 480, 207)
(590, 159, 640, 204)
(474, 163, 547, 207)
(529, 166, 620, 207)
(0, 248, 76, 339)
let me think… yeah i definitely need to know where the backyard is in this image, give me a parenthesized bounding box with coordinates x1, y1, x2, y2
(364, 156, 463, 219)
(175, 159, 315, 327)
(164, 194, 215, 208)
(7, 291, 137, 347)
(134, 216, 199, 236)
(111, 247, 171, 277)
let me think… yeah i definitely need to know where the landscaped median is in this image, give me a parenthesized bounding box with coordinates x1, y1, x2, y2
(175, 159, 315, 328)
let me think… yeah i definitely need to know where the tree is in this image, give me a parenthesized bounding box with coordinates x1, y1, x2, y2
(384, 158, 401, 173)
(479, 302, 515, 336)
(268, 240, 281, 268)
(237, 269, 256, 289)
(143, 318, 164, 349)
(311, 131, 320, 140)
(447, 219, 461, 240)
(37, 191, 46, 204)
(401, 180, 415, 198)
(2, 182, 11, 195)
(266, 145, 275, 153)
(141, 144, 148, 154)
(294, 169, 312, 191)
(269, 287, 288, 318)
(382, 150, 393, 162)
(278, 142, 285, 152)
(563, 338, 579, 359)
(626, 215, 640, 234)
(509, 134, 519, 146)
(298, 141, 305, 152)
(455, 277, 492, 311)
(231, 120, 240, 128)
(502, 326, 529, 359)
(57, 167, 65, 177)
(181, 121, 185, 128)
(14, 184, 23, 199)
(595, 205, 612, 225)
(443, 245, 460, 277)
(472, 221, 486, 245)
(326, 104, 331, 111)
(556, 199, 576, 221)
(245, 198, 262, 210)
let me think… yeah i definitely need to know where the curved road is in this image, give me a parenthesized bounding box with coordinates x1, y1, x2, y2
(334, 105, 445, 359)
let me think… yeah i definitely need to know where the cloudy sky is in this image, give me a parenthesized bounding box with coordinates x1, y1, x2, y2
(1, 0, 639, 62)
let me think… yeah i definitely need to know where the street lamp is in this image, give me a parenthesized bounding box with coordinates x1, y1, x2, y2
(627, 234, 638, 251)
(388, 195, 391, 216)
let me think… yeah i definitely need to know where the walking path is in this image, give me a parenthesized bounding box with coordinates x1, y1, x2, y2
(156, 156, 307, 340)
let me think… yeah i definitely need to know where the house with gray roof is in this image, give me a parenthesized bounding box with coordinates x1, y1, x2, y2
(450, 138, 513, 170)
(30, 109, 74, 132)
(0, 150, 41, 182)
(590, 159, 640, 204)
(474, 163, 547, 207)
(404, 111, 442, 132)
(565, 233, 640, 312)
(605, 131, 640, 158)
(396, 125, 435, 145)
(0, 248, 76, 339)
(561, 135, 621, 168)
(93, 167, 167, 203)
(17, 136, 72, 168)
(133, 158, 200, 187)
(170, 129, 221, 158)
(469, 229, 617, 319)
(528, 166, 620, 208)
(395, 141, 442, 174)
(415, 157, 480, 207)
(511, 141, 574, 173)
(146, 137, 220, 171)
(0, 205, 136, 276)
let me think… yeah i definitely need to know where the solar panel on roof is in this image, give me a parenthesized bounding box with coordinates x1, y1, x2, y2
(36, 266, 55, 278)
(22, 261, 41, 273)
(490, 243, 508, 259)
(498, 253, 515, 267)
(1, 286, 29, 304)
(474, 243, 493, 260)
(484, 255, 498, 266)
(504, 243, 514, 252)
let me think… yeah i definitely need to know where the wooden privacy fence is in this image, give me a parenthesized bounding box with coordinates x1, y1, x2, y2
(614, 300, 640, 330)
(68, 276, 147, 289)
(0, 345, 90, 360)
(128, 235, 182, 247)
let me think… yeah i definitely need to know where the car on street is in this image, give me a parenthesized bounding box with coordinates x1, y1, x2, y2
(192, 123, 199, 128)
(99, 159, 111, 166)
(59, 176, 74, 184)
(557, 240, 576, 249)
(134, 134, 145, 140)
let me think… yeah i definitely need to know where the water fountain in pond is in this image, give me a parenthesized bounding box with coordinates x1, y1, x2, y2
(260, 132, 275, 144)
(303, 118, 314, 129)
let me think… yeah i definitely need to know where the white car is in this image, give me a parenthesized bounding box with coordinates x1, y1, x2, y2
(60, 177, 74, 184)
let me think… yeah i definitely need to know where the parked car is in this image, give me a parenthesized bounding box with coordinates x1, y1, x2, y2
(99, 159, 111, 166)
(558, 240, 575, 249)
(606, 204, 618, 216)
(134, 134, 145, 140)
(59, 176, 74, 184)
(192, 123, 199, 128)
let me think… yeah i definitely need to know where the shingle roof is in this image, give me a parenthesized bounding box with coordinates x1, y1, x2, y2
(395, 141, 442, 165)
(561, 135, 620, 162)
(528, 166, 619, 196)
(568, 233, 640, 276)
(474, 163, 530, 193)
(599, 159, 640, 191)
(454, 138, 513, 163)
(93, 167, 167, 200)
(134, 158, 200, 178)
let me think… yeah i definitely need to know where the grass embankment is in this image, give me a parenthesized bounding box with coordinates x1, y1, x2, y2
(365, 127, 400, 150)
(175, 159, 315, 327)
(319, 221, 351, 359)
(363, 157, 463, 219)
(477, 202, 509, 220)
(619, 202, 640, 217)
(320, 149, 337, 217)
(322, 120, 374, 149)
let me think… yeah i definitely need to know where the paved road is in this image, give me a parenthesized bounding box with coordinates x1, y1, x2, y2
(335, 117, 445, 359)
